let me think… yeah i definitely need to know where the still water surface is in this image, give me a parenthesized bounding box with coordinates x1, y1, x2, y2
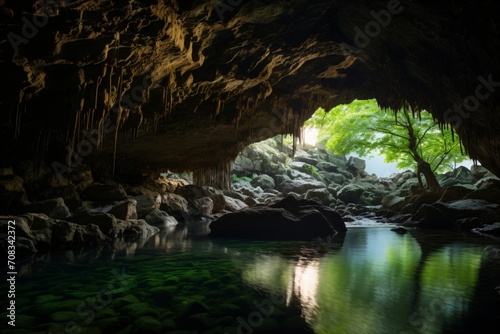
(3, 225, 500, 334)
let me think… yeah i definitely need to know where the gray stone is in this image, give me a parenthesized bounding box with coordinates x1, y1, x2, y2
(347, 156, 366, 175)
(305, 188, 334, 205)
(23, 198, 71, 219)
(250, 174, 275, 190)
(337, 184, 365, 204)
(276, 179, 325, 194)
(224, 196, 248, 212)
(381, 194, 406, 211)
(133, 194, 161, 218)
(160, 193, 189, 214)
(193, 197, 214, 216)
(144, 209, 178, 226)
(471, 164, 489, 179)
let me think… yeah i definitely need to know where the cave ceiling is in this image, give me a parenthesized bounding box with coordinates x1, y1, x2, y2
(0, 0, 499, 177)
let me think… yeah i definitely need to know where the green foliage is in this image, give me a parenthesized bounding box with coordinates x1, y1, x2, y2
(305, 99, 466, 173)
(231, 174, 253, 183)
(303, 164, 320, 178)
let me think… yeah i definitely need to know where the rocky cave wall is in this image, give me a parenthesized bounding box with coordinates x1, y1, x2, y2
(0, 0, 499, 186)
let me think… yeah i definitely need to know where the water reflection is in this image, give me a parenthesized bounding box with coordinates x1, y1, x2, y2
(239, 228, 487, 334)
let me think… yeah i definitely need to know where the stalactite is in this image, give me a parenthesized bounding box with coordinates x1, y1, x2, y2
(112, 67, 124, 175)
(14, 91, 24, 142)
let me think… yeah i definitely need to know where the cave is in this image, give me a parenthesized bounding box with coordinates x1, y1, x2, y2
(1, 1, 500, 333)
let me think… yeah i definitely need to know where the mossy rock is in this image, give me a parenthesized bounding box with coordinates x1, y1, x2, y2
(132, 316, 161, 334)
(41, 299, 82, 315)
(116, 324, 133, 334)
(214, 303, 241, 317)
(122, 303, 159, 318)
(150, 286, 177, 302)
(161, 319, 177, 331)
(35, 294, 62, 304)
(163, 275, 181, 285)
(186, 312, 214, 330)
(93, 317, 131, 332)
(115, 294, 141, 307)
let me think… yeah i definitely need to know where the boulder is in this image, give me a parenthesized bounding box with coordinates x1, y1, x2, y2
(160, 193, 189, 215)
(101, 199, 138, 220)
(23, 198, 71, 220)
(158, 177, 190, 193)
(464, 183, 500, 204)
(133, 194, 161, 218)
(210, 206, 343, 240)
(471, 165, 489, 179)
(144, 209, 178, 227)
(294, 150, 318, 166)
(382, 194, 406, 211)
(401, 191, 443, 214)
(269, 195, 347, 233)
(440, 166, 476, 187)
(412, 199, 500, 228)
(16, 213, 109, 249)
(347, 157, 366, 175)
(224, 196, 248, 212)
(439, 186, 474, 203)
(250, 174, 275, 190)
(472, 223, 500, 235)
(175, 185, 226, 214)
(316, 161, 340, 173)
(276, 179, 325, 194)
(223, 190, 246, 202)
(122, 219, 160, 239)
(475, 177, 500, 190)
(305, 188, 334, 205)
(337, 184, 365, 204)
(70, 211, 121, 236)
(81, 183, 128, 201)
(193, 197, 214, 216)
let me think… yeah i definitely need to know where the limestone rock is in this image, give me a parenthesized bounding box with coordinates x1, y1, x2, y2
(193, 197, 214, 217)
(210, 195, 346, 239)
(144, 209, 178, 227)
(337, 184, 365, 204)
(276, 179, 325, 194)
(161, 193, 189, 215)
(250, 174, 275, 190)
(347, 157, 366, 175)
(223, 196, 248, 212)
(133, 194, 161, 218)
(305, 188, 334, 205)
(23, 198, 71, 220)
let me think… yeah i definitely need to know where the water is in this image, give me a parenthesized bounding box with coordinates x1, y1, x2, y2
(3, 224, 500, 334)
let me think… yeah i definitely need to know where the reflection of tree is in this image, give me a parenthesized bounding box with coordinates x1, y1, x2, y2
(237, 228, 485, 334)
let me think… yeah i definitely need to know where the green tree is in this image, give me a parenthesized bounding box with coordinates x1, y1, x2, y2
(306, 99, 466, 191)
